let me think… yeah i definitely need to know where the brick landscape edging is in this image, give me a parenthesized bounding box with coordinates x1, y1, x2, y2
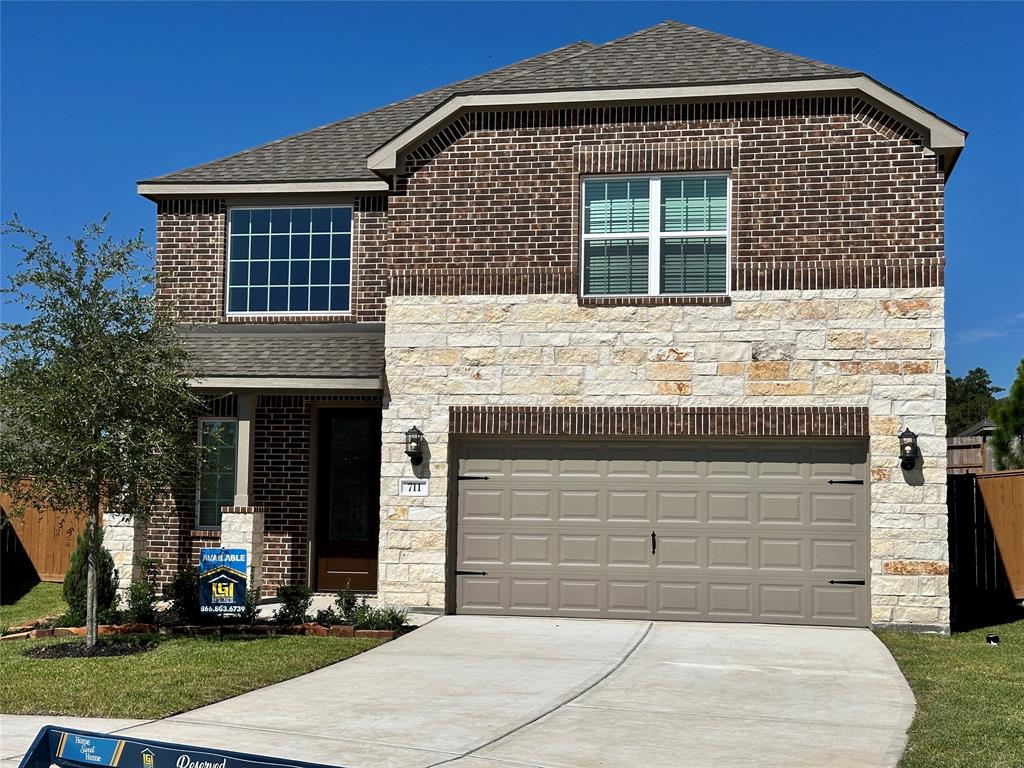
(449, 405, 869, 437)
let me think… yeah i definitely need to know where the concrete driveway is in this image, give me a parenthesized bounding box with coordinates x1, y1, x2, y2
(6, 616, 915, 767)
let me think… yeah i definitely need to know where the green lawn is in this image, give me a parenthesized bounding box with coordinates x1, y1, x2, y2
(0, 581, 67, 632)
(0, 634, 383, 718)
(877, 618, 1024, 768)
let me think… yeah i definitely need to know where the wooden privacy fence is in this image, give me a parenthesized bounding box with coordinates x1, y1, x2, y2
(947, 470, 1024, 623)
(947, 435, 991, 475)
(0, 491, 85, 581)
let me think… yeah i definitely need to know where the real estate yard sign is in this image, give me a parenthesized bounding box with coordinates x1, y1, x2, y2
(199, 548, 247, 615)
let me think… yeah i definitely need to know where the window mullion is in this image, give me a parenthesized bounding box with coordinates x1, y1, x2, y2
(649, 177, 660, 295)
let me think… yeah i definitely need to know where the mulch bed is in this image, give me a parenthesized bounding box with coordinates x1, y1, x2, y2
(23, 638, 159, 659)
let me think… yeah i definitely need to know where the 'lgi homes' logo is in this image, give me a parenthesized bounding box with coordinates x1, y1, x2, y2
(141, 749, 155, 767)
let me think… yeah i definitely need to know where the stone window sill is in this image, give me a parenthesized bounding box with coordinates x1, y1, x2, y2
(578, 295, 732, 307)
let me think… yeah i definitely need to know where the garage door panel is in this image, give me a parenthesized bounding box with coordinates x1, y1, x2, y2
(509, 489, 552, 520)
(457, 439, 867, 626)
(558, 534, 601, 566)
(655, 536, 700, 568)
(607, 535, 651, 567)
(510, 534, 553, 566)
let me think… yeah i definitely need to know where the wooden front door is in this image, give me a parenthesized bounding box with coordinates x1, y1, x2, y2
(315, 408, 382, 591)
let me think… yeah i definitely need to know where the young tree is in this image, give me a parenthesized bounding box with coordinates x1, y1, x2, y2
(0, 217, 200, 649)
(946, 367, 1003, 436)
(990, 359, 1024, 470)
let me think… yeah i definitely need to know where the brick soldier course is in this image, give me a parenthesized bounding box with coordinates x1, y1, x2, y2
(126, 21, 965, 632)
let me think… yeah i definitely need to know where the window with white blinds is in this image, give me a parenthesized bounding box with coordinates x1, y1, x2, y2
(582, 174, 730, 296)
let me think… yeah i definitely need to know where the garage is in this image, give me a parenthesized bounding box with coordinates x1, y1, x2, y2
(454, 438, 869, 626)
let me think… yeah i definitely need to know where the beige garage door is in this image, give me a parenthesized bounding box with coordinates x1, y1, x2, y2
(455, 439, 868, 626)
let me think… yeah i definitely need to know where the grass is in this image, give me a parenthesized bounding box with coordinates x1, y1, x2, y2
(0, 582, 67, 632)
(877, 616, 1024, 768)
(0, 634, 383, 718)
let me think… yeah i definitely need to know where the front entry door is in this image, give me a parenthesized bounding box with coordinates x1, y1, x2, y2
(315, 408, 382, 591)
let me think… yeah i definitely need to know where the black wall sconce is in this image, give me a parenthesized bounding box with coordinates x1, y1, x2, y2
(404, 426, 425, 466)
(899, 427, 919, 470)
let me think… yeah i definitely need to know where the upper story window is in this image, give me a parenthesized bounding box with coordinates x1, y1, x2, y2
(227, 206, 352, 315)
(582, 174, 729, 297)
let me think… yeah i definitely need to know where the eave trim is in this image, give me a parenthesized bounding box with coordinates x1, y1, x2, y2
(367, 75, 966, 172)
(191, 376, 382, 391)
(137, 180, 390, 197)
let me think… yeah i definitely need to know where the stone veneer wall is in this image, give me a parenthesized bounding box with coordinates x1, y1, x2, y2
(380, 289, 948, 630)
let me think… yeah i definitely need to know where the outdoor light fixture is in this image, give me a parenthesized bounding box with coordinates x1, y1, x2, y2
(404, 426, 424, 466)
(898, 427, 920, 470)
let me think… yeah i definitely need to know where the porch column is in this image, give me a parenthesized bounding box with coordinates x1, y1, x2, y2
(233, 393, 254, 507)
(218, 393, 264, 584)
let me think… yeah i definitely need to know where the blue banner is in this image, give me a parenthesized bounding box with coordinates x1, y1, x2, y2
(19, 726, 345, 768)
(198, 548, 247, 616)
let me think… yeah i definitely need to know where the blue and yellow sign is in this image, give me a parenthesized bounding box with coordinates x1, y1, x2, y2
(199, 548, 247, 616)
(19, 726, 344, 768)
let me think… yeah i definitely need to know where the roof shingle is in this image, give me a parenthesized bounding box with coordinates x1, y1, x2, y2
(141, 21, 857, 187)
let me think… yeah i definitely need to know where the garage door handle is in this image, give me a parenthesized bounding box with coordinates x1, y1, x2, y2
(827, 479, 864, 485)
(651, 530, 657, 555)
(828, 579, 865, 585)
(456, 570, 488, 576)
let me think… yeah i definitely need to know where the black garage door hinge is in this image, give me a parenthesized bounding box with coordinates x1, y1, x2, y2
(455, 570, 488, 576)
(828, 579, 866, 585)
(457, 475, 490, 481)
(827, 479, 864, 485)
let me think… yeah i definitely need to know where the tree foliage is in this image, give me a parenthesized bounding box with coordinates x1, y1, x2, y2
(0, 216, 200, 645)
(946, 367, 1003, 436)
(990, 359, 1024, 470)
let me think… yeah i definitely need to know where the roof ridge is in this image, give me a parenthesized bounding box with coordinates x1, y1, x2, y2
(659, 20, 855, 74)
(142, 40, 594, 183)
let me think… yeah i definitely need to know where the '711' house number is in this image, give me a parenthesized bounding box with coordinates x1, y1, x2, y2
(399, 478, 429, 497)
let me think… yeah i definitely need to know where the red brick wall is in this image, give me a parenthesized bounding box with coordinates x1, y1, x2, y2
(388, 97, 944, 289)
(156, 199, 226, 324)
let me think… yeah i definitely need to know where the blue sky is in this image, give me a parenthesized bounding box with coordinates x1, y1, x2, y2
(2, 1, 1022, 388)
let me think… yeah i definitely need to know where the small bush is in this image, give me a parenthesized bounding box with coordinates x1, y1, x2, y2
(126, 556, 158, 624)
(273, 585, 313, 626)
(314, 607, 339, 627)
(352, 603, 409, 632)
(164, 566, 201, 624)
(335, 582, 358, 624)
(239, 571, 262, 625)
(61, 529, 119, 626)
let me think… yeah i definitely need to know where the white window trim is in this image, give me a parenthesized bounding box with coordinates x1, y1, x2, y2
(225, 204, 354, 318)
(580, 172, 731, 298)
(195, 417, 239, 530)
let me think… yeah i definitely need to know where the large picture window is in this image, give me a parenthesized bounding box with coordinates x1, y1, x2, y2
(196, 419, 237, 528)
(227, 206, 352, 314)
(582, 174, 729, 297)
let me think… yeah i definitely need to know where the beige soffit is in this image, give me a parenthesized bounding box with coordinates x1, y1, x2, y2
(366, 75, 967, 172)
(137, 180, 390, 197)
(191, 376, 382, 392)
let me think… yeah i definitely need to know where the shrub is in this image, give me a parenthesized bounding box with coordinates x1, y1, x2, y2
(352, 603, 409, 632)
(126, 556, 158, 624)
(239, 571, 262, 625)
(273, 585, 312, 626)
(164, 566, 201, 625)
(314, 607, 339, 628)
(62, 529, 119, 626)
(335, 582, 358, 624)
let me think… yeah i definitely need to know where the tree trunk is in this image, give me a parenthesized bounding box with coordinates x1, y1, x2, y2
(85, 509, 99, 650)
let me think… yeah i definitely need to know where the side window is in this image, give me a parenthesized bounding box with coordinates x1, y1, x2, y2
(196, 419, 237, 528)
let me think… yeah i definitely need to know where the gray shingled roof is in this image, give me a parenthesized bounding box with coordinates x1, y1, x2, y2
(181, 325, 384, 379)
(475, 21, 856, 93)
(141, 41, 594, 185)
(141, 21, 857, 187)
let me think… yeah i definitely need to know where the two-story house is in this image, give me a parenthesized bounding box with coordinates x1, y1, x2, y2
(117, 21, 964, 632)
